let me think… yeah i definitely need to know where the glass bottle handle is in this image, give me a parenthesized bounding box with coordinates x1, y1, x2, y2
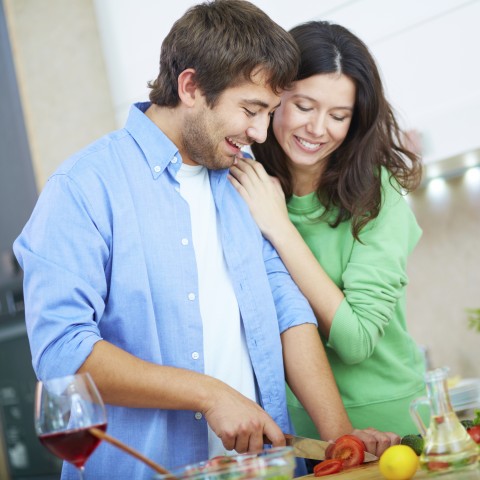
(410, 396, 430, 436)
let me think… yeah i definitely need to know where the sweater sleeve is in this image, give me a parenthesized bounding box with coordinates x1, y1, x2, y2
(326, 177, 421, 364)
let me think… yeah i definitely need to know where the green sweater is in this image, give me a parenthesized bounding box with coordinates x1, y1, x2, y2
(286, 171, 426, 437)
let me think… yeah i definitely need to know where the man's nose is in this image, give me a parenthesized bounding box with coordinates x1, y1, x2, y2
(246, 114, 270, 144)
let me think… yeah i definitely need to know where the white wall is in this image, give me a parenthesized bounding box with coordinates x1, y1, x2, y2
(93, 0, 480, 165)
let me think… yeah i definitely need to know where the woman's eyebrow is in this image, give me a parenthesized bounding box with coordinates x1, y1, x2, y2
(291, 94, 353, 111)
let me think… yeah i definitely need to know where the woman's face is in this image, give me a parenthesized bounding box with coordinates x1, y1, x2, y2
(272, 73, 356, 172)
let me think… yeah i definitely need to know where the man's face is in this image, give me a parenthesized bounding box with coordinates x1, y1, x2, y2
(181, 70, 281, 169)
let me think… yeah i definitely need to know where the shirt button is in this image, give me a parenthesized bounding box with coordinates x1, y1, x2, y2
(171, 156, 178, 164)
(174, 186, 180, 193)
(153, 165, 161, 173)
(194, 412, 203, 420)
(181, 238, 189, 246)
(188, 293, 196, 301)
(192, 352, 199, 360)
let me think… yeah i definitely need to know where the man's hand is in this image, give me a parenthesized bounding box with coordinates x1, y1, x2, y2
(351, 428, 400, 457)
(202, 381, 285, 453)
(78, 341, 285, 454)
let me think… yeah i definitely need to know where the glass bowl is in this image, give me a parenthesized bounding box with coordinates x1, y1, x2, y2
(152, 446, 295, 480)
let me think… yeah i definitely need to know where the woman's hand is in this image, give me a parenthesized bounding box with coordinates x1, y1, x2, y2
(230, 157, 343, 337)
(229, 156, 290, 241)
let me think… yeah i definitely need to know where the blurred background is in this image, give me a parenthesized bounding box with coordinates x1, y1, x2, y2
(0, 0, 479, 478)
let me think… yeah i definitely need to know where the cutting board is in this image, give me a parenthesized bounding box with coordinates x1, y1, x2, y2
(297, 461, 480, 479)
(298, 462, 417, 479)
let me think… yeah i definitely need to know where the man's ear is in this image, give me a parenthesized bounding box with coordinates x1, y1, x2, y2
(177, 69, 199, 107)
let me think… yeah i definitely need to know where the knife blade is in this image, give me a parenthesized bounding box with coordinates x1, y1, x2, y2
(265, 434, 377, 462)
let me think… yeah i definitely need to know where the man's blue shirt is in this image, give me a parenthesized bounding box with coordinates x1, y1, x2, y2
(14, 103, 316, 479)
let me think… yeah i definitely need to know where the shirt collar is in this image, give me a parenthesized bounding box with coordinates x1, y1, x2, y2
(124, 102, 180, 179)
(124, 102, 230, 191)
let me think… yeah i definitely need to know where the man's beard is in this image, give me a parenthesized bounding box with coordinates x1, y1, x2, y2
(181, 108, 235, 170)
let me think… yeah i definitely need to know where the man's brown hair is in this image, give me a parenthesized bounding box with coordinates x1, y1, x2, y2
(148, 0, 299, 107)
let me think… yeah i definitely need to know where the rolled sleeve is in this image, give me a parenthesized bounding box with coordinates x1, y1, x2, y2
(263, 240, 317, 333)
(14, 174, 108, 380)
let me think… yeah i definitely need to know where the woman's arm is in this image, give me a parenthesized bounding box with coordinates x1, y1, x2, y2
(229, 157, 417, 365)
(229, 157, 343, 338)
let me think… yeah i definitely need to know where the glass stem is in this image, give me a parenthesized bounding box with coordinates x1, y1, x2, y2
(77, 466, 85, 480)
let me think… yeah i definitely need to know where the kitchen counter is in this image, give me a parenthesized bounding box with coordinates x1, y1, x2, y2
(298, 461, 480, 479)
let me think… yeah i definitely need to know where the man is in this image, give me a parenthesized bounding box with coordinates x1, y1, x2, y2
(14, 1, 393, 479)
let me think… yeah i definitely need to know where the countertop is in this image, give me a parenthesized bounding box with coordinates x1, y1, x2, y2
(298, 461, 480, 479)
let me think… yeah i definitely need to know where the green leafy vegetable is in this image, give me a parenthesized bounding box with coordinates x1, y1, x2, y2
(466, 308, 480, 332)
(400, 434, 424, 456)
(461, 419, 474, 429)
(473, 409, 480, 426)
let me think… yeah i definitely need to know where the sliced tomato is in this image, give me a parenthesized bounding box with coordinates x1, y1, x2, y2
(325, 435, 365, 460)
(205, 456, 237, 467)
(313, 459, 343, 477)
(326, 434, 365, 467)
(467, 425, 480, 443)
(427, 461, 450, 471)
(337, 434, 365, 450)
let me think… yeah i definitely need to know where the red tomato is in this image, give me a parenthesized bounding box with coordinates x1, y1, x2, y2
(205, 456, 237, 467)
(338, 434, 366, 450)
(467, 425, 480, 444)
(427, 461, 450, 471)
(326, 434, 365, 467)
(313, 459, 343, 477)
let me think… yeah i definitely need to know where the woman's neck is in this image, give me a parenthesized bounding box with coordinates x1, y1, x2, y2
(290, 159, 327, 197)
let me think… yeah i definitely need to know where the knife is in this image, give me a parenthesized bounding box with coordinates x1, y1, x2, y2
(264, 434, 378, 462)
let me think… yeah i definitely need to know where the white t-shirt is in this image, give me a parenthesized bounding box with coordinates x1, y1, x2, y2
(176, 163, 257, 457)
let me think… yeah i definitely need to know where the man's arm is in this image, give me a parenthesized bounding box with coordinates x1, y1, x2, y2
(281, 323, 352, 440)
(78, 340, 286, 453)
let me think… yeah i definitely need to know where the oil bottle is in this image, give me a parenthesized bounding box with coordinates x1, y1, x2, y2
(410, 366, 479, 474)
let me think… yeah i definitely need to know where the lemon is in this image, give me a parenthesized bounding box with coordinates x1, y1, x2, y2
(379, 445, 419, 480)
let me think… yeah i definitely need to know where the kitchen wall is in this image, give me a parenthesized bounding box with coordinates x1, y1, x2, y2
(3, 0, 116, 188)
(3, 0, 479, 378)
(406, 169, 480, 378)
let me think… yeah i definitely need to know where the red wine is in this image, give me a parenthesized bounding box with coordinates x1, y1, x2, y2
(39, 422, 107, 468)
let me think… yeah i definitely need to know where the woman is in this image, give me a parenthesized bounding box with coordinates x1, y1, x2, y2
(229, 20, 425, 438)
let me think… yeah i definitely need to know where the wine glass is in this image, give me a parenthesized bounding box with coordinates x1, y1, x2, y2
(34, 372, 107, 479)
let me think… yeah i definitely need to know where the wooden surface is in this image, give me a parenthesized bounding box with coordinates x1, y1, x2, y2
(298, 461, 480, 479)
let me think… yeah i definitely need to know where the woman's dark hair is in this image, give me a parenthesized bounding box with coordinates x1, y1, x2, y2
(148, 0, 299, 108)
(252, 21, 422, 240)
